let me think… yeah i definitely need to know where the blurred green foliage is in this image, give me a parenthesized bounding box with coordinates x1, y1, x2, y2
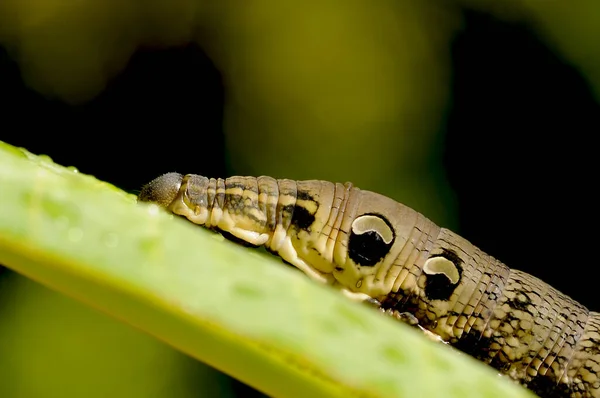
(0, 274, 237, 398)
(0, 0, 598, 397)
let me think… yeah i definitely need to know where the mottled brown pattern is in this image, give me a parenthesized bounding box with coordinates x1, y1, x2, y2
(139, 173, 599, 398)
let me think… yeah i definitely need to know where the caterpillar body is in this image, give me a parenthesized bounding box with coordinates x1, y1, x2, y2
(138, 172, 600, 398)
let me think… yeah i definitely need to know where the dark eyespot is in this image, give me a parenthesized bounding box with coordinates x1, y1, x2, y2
(348, 214, 395, 267)
(423, 249, 463, 301)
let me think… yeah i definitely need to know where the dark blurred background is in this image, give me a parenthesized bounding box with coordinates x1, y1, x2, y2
(0, 2, 598, 397)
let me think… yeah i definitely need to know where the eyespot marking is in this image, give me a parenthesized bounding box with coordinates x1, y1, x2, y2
(423, 249, 463, 301)
(351, 214, 394, 244)
(423, 257, 460, 284)
(348, 214, 395, 267)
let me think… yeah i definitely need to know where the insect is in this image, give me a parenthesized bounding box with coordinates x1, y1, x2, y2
(138, 172, 600, 398)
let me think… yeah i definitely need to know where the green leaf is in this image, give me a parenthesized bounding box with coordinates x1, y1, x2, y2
(0, 140, 535, 398)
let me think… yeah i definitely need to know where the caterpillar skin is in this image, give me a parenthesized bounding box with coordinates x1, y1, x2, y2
(138, 172, 600, 398)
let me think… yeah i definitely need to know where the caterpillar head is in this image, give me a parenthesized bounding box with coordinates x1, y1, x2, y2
(138, 172, 183, 208)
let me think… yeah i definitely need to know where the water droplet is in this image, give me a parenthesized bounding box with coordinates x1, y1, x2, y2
(103, 232, 119, 248)
(232, 282, 264, 299)
(67, 166, 79, 173)
(381, 345, 406, 364)
(68, 228, 83, 242)
(38, 154, 53, 163)
(147, 204, 160, 216)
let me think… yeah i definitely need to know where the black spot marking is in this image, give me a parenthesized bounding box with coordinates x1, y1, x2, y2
(452, 328, 495, 362)
(296, 190, 315, 202)
(423, 249, 463, 301)
(505, 294, 532, 312)
(348, 213, 394, 267)
(522, 370, 575, 398)
(287, 204, 315, 231)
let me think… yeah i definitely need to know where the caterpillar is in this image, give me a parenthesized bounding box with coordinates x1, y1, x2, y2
(138, 172, 600, 398)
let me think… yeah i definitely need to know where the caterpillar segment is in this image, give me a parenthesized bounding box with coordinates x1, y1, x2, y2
(139, 172, 600, 398)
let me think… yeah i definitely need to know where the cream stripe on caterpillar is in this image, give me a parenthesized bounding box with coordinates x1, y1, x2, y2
(139, 172, 600, 398)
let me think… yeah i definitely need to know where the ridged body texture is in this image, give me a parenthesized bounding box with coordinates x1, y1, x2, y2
(139, 173, 600, 398)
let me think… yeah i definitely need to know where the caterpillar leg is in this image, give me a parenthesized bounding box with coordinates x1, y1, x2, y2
(339, 288, 374, 302)
(272, 233, 336, 285)
(364, 298, 447, 344)
(384, 309, 447, 344)
(225, 227, 270, 246)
